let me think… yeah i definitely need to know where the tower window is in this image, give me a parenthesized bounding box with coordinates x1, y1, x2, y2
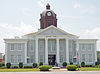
(48, 21, 51, 26)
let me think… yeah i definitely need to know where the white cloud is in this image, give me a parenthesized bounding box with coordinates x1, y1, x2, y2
(0, 22, 37, 54)
(37, 0, 48, 8)
(85, 27, 100, 50)
(73, 0, 80, 8)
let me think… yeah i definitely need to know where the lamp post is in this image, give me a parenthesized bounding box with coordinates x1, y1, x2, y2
(77, 50, 79, 71)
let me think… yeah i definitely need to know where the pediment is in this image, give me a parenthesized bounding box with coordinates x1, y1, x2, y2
(37, 26, 67, 35)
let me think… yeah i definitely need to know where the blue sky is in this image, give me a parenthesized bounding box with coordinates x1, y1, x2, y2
(0, 0, 100, 53)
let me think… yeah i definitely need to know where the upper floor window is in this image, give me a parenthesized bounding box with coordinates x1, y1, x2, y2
(10, 44, 14, 51)
(48, 40, 56, 52)
(18, 44, 22, 51)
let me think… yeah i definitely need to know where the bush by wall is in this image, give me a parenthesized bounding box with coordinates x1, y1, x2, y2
(39, 62, 43, 66)
(24, 66, 32, 68)
(81, 62, 85, 67)
(6, 63, 11, 68)
(13, 66, 18, 68)
(66, 65, 77, 71)
(85, 65, 92, 67)
(0, 63, 3, 67)
(39, 65, 50, 71)
(70, 62, 73, 65)
(0, 66, 6, 69)
(95, 61, 100, 65)
(62, 62, 67, 67)
(19, 62, 23, 68)
(33, 63, 37, 68)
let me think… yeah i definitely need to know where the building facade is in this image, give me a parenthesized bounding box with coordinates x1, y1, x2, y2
(4, 4, 97, 67)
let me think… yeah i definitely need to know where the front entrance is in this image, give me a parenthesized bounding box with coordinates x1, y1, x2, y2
(48, 55, 56, 65)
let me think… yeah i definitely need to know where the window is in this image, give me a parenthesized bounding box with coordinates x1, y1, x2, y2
(10, 44, 14, 50)
(42, 23, 45, 29)
(88, 54, 92, 62)
(48, 40, 56, 52)
(82, 54, 85, 62)
(60, 55, 63, 63)
(18, 44, 22, 50)
(39, 40, 44, 51)
(11, 55, 14, 63)
(40, 55, 43, 62)
(18, 55, 22, 62)
(30, 55, 34, 63)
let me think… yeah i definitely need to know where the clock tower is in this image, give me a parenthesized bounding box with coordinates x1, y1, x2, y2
(40, 4, 57, 29)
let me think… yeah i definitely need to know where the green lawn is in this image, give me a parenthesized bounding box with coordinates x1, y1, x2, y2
(79, 67, 100, 71)
(0, 69, 40, 72)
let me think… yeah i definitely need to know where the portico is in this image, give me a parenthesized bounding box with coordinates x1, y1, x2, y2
(35, 36, 69, 66)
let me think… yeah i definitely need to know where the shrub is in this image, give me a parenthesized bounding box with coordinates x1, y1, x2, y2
(24, 66, 32, 68)
(76, 65, 80, 68)
(33, 63, 37, 68)
(39, 62, 43, 66)
(0, 63, 3, 67)
(95, 61, 100, 65)
(6, 63, 11, 68)
(70, 62, 73, 65)
(62, 62, 67, 67)
(19, 62, 23, 68)
(13, 66, 18, 68)
(95, 65, 100, 68)
(85, 65, 92, 67)
(0, 66, 6, 69)
(66, 65, 77, 71)
(39, 65, 50, 71)
(81, 62, 85, 67)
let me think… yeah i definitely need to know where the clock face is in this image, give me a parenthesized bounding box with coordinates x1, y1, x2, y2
(47, 12, 52, 16)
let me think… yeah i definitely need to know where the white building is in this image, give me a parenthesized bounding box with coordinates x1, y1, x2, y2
(4, 4, 97, 67)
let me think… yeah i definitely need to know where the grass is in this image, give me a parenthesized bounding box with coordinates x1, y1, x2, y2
(0, 68, 40, 72)
(79, 67, 100, 71)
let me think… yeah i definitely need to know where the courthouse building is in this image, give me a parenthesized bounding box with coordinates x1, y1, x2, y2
(4, 4, 97, 67)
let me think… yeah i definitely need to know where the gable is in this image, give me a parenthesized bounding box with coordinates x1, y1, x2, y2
(38, 27, 66, 35)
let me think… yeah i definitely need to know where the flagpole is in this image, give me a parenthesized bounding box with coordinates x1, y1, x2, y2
(77, 50, 79, 71)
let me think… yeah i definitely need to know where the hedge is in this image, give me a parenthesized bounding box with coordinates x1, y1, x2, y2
(70, 62, 73, 65)
(66, 65, 77, 71)
(13, 66, 18, 68)
(85, 65, 92, 67)
(39, 65, 50, 71)
(24, 66, 32, 68)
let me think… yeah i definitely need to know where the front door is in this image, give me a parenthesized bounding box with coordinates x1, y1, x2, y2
(48, 55, 56, 65)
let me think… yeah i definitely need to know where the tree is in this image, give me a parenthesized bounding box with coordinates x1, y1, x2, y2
(97, 51, 100, 62)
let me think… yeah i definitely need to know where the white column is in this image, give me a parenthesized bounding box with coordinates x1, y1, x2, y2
(36, 38, 38, 64)
(66, 38, 69, 63)
(95, 42, 97, 62)
(5, 43, 7, 66)
(25, 43, 27, 64)
(56, 38, 60, 65)
(45, 38, 48, 65)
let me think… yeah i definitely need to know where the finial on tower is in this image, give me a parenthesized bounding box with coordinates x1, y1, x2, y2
(46, 3, 50, 9)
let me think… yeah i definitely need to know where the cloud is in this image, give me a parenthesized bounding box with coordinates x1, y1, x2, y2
(73, 0, 80, 8)
(0, 22, 37, 54)
(37, 0, 48, 8)
(85, 27, 100, 50)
